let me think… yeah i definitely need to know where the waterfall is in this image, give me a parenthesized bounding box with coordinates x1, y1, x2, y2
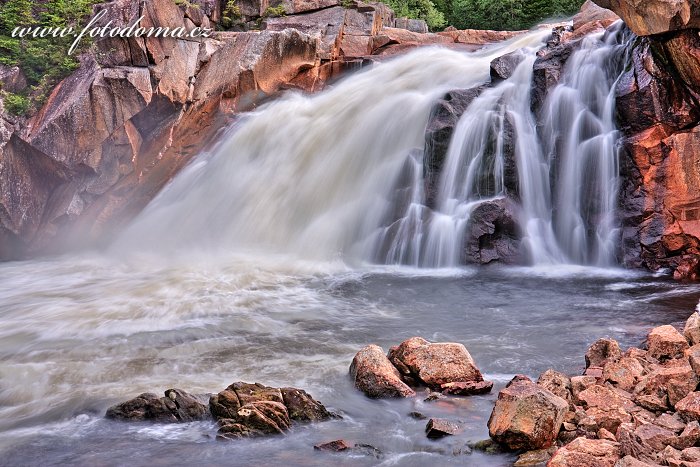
(115, 25, 629, 269)
(371, 25, 629, 267)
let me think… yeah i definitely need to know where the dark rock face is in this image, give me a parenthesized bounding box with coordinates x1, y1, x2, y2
(217, 400, 291, 439)
(463, 198, 521, 265)
(531, 27, 576, 114)
(490, 50, 525, 82)
(423, 87, 485, 208)
(106, 389, 209, 423)
(425, 418, 462, 438)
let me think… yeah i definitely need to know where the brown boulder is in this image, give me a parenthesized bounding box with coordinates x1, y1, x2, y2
(280, 387, 334, 422)
(573, 1, 620, 30)
(576, 385, 636, 411)
(647, 325, 689, 361)
(634, 360, 699, 407)
(388, 337, 485, 388)
(676, 392, 700, 422)
(106, 389, 209, 423)
(440, 380, 493, 396)
(547, 437, 620, 467)
(350, 344, 416, 398)
(671, 421, 700, 450)
(586, 338, 622, 370)
(488, 377, 567, 451)
(634, 422, 676, 451)
(603, 356, 646, 392)
(571, 376, 599, 403)
(591, 0, 700, 35)
(217, 400, 291, 439)
(685, 313, 700, 346)
(537, 370, 572, 404)
(210, 382, 283, 420)
(314, 439, 351, 451)
(425, 418, 462, 438)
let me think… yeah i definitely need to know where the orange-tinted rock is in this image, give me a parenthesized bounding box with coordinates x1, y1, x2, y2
(586, 338, 623, 369)
(603, 356, 646, 392)
(634, 422, 676, 451)
(663, 29, 700, 95)
(573, 0, 620, 31)
(677, 392, 700, 422)
(440, 380, 493, 396)
(314, 439, 351, 451)
(685, 313, 700, 346)
(671, 421, 700, 450)
(576, 385, 635, 411)
(487, 377, 567, 451)
(616, 422, 658, 463)
(592, 0, 700, 35)
(571, 376, 599, 404)
(647, 325, 690, 361)
(350, 344, 416, 398)
(388, 337, 485, 388)
(547, 437, 621, 467)
(634, 360, 698, 407)
(537, 369, 572, 404)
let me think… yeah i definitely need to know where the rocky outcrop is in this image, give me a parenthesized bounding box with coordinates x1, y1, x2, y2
(592, 0, 700, 36)
(107, 381, 334, 440)
(350, 337, 491, 399)
(106, 389, 210, 422)
(616, 31, 700, 278)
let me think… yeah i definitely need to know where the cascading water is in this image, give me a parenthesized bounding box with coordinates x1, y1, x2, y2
(116, 25, 629, 269)
(114, 32, 551, 263)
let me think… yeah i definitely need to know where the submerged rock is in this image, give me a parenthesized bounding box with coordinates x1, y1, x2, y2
(350, 344, 416, 398)
(106, 389, 209, 423)
(425, 418, 462, 439)
(487, 376, 567, 451)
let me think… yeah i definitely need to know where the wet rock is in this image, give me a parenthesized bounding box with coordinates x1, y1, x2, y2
(662, 29, 700, 95)
(531, 34, 575, 113)
(210, 382, 283, 420)
(586, 338, 622, 369)
(470, 438, 506, 454)
(441, 380, 493, 396)
(281, 387, 334, 422)
(634, 360, 698, 407)
(487, 376, 567, 450)
(217, 400, 291, 439)
(591, 0, 700, 35)
(424, 391, 444, 402)
(676, 392, 700, 422)
(425, 418, 462, 439)
(350, 344, 416, 398)
(387, 337, 485, 388)
(409, 411, 427, 420)
(647, 325, 689, 361)
(490, 50, 525, 82)
(537, 369, 572, 404)
(314, 439, 351, 451)
(463, 198, 522, 265)
(106, 389, 209, 423)
(513, 447, 556, 466)
(548, 437, 621, 467)
(423, 87, 485, 207)
(685, 313, 700, 346)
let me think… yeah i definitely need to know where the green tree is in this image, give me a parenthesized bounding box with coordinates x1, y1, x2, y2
(385, 0, 447, 30)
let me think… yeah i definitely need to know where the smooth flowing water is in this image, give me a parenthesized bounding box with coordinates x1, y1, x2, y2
(0, 24, 696, 467)
(1, 255, 700, 466)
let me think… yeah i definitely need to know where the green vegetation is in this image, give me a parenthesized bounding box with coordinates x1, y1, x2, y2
(221, 0, 243, 29)
(385, 0, 446, 30)
(0, 0, 103, 114)
(263, 4, 287, 18)
(3, 91, 30, 116)
(382, 0, 584, 31)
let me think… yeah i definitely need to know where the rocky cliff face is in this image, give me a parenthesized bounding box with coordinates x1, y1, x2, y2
(591, 0, 700, 278)
(0, 0, 518, 260)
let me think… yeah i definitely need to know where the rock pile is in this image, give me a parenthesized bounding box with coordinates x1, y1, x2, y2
(487, 311, 700, 466)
